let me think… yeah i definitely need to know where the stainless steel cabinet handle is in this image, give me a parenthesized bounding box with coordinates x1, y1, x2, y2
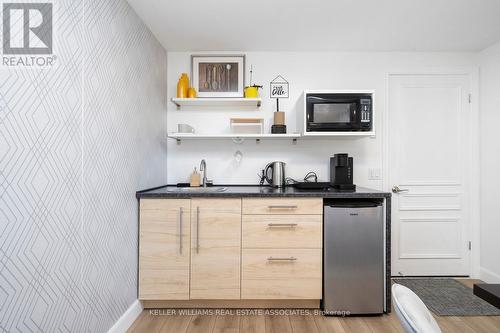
(179, 207, 183, 254)
(267, 257, 297, 261)
(196, 206, 200, 254)
(267, 205, 298, 209)
(392, 185, 409, 194)
(267, 223, 298, 227)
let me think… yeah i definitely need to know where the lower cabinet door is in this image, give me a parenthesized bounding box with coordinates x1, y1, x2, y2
(241, 249, 322, 299)
(139, 199, 191, 300)
(190, 198, 241, 299)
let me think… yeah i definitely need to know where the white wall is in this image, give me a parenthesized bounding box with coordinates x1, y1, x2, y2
(479, 42, 500, 283)
(167, 52, 476, 187)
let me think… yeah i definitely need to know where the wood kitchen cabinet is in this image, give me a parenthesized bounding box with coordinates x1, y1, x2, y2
(242, 197, 323, 215)
(241, 248, 322, 299)
(139, 199, 191, 300)
(138, 197, 323, 304)
(242, 215, 322, 248)
(241, 198, 323, 300)
(190, 198, 241, 299)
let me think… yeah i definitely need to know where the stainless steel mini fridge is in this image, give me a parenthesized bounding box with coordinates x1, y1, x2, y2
(323, 200, 384, 315)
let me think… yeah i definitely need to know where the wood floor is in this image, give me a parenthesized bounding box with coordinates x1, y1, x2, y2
(128, 280, 500, 333)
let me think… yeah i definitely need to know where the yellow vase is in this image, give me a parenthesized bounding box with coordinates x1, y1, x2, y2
(187, 87, 197, 98)
(177, 73, 189, 98)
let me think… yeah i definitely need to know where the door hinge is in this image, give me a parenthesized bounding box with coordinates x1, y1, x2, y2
(468, 93, 472, 104)
(468, 241, 472, 250)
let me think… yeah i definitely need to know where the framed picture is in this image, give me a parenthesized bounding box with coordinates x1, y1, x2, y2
(191, 55, 245, 98)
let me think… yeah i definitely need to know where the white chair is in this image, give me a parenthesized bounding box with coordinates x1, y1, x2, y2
(392, 283, 442, 333)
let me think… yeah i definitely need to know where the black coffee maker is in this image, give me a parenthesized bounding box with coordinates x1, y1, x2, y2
(330, 153, 356, 191)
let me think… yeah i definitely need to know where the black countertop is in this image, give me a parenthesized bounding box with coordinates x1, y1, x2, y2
(136, 185, 391, 199)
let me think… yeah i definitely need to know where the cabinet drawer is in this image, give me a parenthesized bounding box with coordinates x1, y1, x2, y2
(242, 198, 322, 215)
(242, 215, 322, 249)
(241, 249, 322, 299)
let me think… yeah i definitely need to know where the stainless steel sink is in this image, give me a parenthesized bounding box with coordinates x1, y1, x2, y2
(168, 187, 228, 193)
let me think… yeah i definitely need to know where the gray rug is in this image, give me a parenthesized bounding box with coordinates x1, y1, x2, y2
(393, 278, 500, 316)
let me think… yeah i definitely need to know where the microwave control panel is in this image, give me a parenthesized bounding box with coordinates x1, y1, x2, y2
(360, 99, 371, 123)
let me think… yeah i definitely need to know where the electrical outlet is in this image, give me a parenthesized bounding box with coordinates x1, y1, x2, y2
(368, 168, 382, 180)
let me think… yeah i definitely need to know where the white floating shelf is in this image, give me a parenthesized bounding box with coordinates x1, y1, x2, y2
(171, 98, 261, 108)
(167, 132, 375, 143)
(167, 133, 300, 143)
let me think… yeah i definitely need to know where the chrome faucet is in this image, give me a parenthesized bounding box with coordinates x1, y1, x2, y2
(200, 159, 207, 187)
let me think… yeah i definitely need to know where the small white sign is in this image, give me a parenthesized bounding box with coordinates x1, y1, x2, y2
(270, 75, 289, 99)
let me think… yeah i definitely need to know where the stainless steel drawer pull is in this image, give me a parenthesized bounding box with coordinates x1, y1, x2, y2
(179, 207, 183, 254)
(267, 257, 297, 261)
(267, 205, 298, 209)
(267, 223, 298, 227)
(196, 206, 200, 254)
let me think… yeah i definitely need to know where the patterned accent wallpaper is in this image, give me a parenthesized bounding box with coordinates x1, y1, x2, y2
(0, 0, 167, 332)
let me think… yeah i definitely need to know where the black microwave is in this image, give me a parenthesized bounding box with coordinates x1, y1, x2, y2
(305, 92, 373, 132)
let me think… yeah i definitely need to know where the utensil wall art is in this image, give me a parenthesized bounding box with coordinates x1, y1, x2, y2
(191, 55, 245, 97)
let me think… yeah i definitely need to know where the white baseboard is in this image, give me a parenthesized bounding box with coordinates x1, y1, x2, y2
(480, 267, 500, 283)
(108, 299, 143, 333)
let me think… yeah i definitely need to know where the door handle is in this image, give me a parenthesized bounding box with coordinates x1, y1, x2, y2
(267, 257, 297, 262)
(196, 206, 200, 254)
(267, 223, 298, 228)
(179, 207, 183, 254)
(392, 185, 409, 194)
(267, 205, 298, 210)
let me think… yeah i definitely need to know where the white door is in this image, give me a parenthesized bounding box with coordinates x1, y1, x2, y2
(388, 74, 472, 276)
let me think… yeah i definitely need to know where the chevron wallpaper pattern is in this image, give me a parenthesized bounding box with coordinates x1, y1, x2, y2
(0, 0, 167, 332)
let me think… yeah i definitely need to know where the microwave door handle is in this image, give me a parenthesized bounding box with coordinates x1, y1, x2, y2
(351, 104, 358, 122)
